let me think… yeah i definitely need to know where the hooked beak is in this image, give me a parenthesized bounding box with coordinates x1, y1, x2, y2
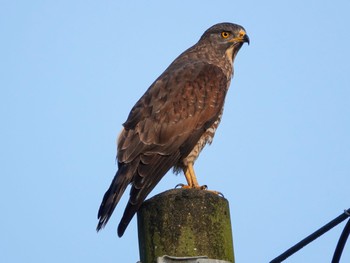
(242, 34, 250, 45)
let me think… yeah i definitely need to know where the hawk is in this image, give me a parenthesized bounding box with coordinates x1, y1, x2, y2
(97, 22, 249, 237)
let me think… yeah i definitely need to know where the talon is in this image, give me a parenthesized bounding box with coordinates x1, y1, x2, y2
(175, 183, 185, 189)
(175, 183, 193, 189)
(202, 187, 224, 197)
(216, 191, 225, 197)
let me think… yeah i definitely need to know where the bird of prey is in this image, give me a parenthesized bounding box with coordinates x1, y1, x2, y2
(97, 22, 249, 237)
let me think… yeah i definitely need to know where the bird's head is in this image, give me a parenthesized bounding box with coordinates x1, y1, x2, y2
(199, 22, 249, 63)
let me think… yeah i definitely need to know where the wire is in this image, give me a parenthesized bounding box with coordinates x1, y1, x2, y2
(270, 208, 350, 263)
(331, 218, 350, 263)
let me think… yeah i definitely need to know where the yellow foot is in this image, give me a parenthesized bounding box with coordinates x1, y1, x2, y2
(174, 183, 224, 197)
(207, 189, 225, 197)
(180, 162, 224, 196)
(175, 183, 207, 190)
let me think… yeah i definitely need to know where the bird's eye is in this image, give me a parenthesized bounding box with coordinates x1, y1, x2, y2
(221, 31, 230, 39)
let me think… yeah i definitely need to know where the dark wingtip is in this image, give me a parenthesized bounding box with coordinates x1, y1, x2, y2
(96, 221, 104, 232)
(96, 208, 108, 232)
(117, 223, 126, 237)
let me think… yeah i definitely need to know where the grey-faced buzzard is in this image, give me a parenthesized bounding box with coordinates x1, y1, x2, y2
(97, 22, 249, 237)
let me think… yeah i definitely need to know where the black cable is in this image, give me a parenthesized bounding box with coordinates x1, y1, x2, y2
(331, 218, 350, 263)
(270, 208, 350, 263)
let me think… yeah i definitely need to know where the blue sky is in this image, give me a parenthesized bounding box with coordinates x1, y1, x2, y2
(1, 1, 349, 262)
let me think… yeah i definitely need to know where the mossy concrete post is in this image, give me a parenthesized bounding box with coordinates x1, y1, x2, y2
(137, 188, 235, 263)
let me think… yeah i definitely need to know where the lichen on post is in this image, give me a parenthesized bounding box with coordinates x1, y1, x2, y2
(137, 188, 235, 263)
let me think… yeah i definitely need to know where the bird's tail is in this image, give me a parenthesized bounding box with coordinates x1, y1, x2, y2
(96, 163, 135, 232)
(116, 153, 180, 237)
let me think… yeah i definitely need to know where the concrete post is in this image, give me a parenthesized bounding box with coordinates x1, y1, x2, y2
(137, 189, 235, 263)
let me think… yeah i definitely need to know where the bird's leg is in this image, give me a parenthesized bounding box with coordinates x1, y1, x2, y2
(184, 162, 199, 188)
(181, 162, 223, 196)
(182, 163, 206, 189)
